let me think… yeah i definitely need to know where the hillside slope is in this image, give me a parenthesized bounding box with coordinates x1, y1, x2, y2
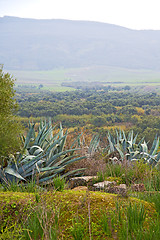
(1, 16, 160, 71)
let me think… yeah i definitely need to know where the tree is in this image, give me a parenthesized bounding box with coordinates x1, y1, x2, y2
(0, 65, 21, 164)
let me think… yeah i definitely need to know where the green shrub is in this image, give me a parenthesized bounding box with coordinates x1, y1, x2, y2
(52, 176, 66, 191)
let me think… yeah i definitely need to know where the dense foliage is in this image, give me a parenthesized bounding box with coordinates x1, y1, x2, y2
(16, 89, 160, 142)
(0, 66, 21, 161)
(0, 120, 86, 186)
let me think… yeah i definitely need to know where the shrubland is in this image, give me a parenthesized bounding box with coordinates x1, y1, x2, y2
(16, 88, 160, 143)
(1, 68, 160, 239)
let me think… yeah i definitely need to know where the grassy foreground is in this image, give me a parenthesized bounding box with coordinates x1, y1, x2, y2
(0, 189, 160, 239)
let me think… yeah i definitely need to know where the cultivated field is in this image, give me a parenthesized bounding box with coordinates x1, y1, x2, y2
(8, 65, 160, 91)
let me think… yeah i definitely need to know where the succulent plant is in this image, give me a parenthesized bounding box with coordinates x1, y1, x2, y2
(0, 119, 86, 186)
(88, 134, 100, 155)
(104, 129, 160, 166)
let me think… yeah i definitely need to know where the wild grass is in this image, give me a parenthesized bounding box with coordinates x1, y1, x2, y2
(96, 160, 160, 187)
(1, 188, 160, 239)
(70, 216, 87, 240)
(1, 159, 160, 239)
(52, 176, 66, 191)
(22, 204, 59, 240)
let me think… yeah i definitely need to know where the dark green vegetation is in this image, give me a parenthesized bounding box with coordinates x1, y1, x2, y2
(0, 65, 21, 160)
(16, 88, 160, 143)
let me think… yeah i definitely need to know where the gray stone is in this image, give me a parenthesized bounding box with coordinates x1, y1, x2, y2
(131, 183, 145, 192)
(107, 184, 127, 196)
(93, 181, 116, 191)
(93, 181, 115, 189)
(68, 176, 97, 189)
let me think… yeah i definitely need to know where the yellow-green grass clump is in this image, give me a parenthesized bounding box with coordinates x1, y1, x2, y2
(0, 190, 158, 239)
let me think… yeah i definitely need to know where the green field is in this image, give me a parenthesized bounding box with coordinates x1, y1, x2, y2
(8, 66, 160, 91)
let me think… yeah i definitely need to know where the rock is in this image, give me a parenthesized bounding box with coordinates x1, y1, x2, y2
(131, 183, 145, 192)
(92, 181, 116, 191)
(72, 186, 88, 191)
(107, 184, 127, 197)
(68, 177, 128, 197)
(92, 181, 127, 196)
(68, 176, 97, 189)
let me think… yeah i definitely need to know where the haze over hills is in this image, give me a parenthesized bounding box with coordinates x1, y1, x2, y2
(1, 16, 160, 72)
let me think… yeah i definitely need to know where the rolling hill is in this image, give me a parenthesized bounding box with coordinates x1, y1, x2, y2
(1, 16, 160, 71)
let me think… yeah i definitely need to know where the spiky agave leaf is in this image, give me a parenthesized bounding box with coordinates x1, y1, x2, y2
(4, 167, 26, 181)
(140, 141, 148, 154)
(23, 123, 35, 149)
(88, 134, 100, 155)
(0, 120, 87, 185)
(150, 135, 159, 156)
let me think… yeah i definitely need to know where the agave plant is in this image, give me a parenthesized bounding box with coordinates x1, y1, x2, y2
(104, 129, 160, 166)
(0, 119, 86, 186)
(88, 134, 100, 156)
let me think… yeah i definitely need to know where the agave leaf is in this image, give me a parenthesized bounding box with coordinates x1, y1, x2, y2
(131, 150, 140, 159)
(107, 132, 115, 152)
(20, 134, 25, 145)
(38, 126, 52, 146)
(38, 165, 62, 172)
(88, 134, 99, 154)
(38, 167, 64, 180)
(29, 145, 43, 155)
(21, 156, 46, 177)
(24, 164, 60, 178)
(42, 132, 60, 152)
(59, 129, 68, 152)
(115, 129, 119, 144)
(47, 148, 80, 167)
(156, 152, 160, 162)
(38, 125, 55, 148)
(121, 139, 127, 152)
(39, 119, 44, 131)
(18, 152, 46, 175)
(2, 119, 86, 186)
(154, 152, 160, 168)
(59, 122, 63, 139)
(22, 159, 45, 178)
(4, 167, 26, 181)
(34, 148, 44, 156)
(137, 137, 145, 147)
(24, 123, 35, 149)
(115, 145, 124, 160)
(60, 156, 86, 167)
(34, 125, 47, 146)
(149, 135, 159, 156)
(61, 168, 86, 178)
(119, 128, 122, 140)
(127, 140, 133, 148)
(133, 133, 138, 145)
(140, 141, 148, 154)
(45, 135, 66, 154)
(122, 129, 127, 141)
(38, 168, 65, 184)
(20, 155, 36, 164)
(129, 130, 133, 142)
(70, 132, 83, 149)
(53, 154, 79, 167)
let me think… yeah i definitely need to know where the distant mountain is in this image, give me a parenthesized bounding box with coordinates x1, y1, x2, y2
(1, 16, 160, 71)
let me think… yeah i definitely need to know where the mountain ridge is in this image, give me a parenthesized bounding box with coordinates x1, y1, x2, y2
(1, 16, 160, 71)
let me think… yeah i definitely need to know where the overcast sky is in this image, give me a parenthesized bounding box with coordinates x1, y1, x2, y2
(1, 0, 160, 30)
